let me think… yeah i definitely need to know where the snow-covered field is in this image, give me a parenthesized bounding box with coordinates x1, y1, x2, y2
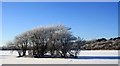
(0, 50, 119, 64)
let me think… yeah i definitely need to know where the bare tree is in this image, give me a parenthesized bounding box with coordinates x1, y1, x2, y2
(6, 24, 82, 58)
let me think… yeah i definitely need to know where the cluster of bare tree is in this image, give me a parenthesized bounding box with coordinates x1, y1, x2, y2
(4, 25, 83, 58)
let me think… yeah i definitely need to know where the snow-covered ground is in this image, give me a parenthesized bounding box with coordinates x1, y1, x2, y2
(0, 50, 119, 64)
(0, 50, 118, 56)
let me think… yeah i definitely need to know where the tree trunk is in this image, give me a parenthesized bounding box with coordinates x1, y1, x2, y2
(22, 50, 26, 56)
(50, 50, 54, 57)
(18, 50, 22, 57)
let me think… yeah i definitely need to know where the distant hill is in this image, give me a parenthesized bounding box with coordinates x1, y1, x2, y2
(81, 37, 120, 50)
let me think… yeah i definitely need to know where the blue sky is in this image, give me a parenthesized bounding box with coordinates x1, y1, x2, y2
(2, 2, 118, 45)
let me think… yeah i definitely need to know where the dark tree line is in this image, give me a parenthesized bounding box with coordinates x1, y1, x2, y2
(81, 37, 120, 50)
